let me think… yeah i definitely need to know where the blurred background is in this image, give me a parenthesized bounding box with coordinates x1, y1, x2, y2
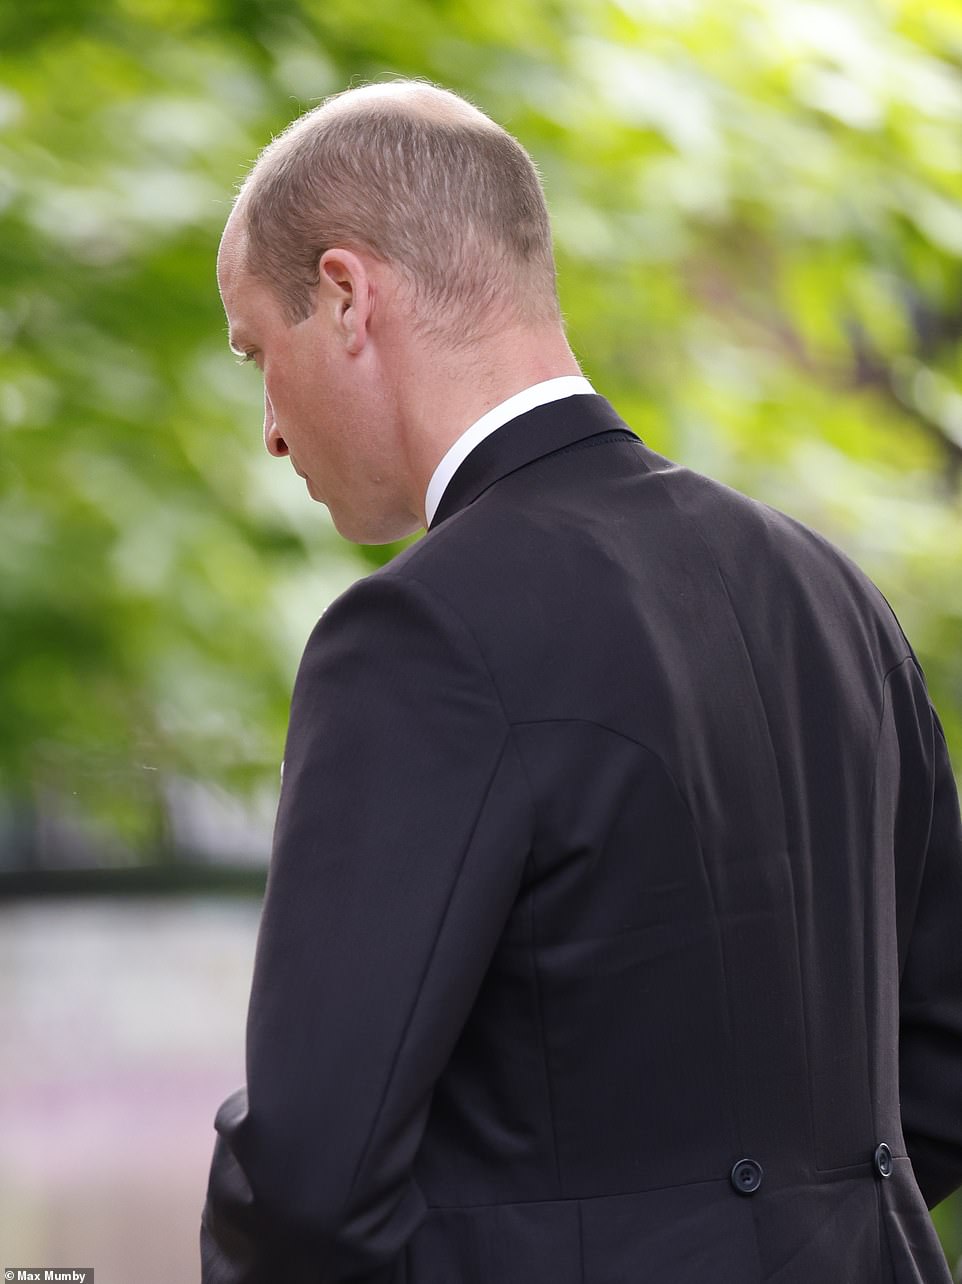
(1, 0, 961, 1278)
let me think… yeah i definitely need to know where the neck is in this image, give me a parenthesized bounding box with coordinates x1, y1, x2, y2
(395, 324, 584, 527)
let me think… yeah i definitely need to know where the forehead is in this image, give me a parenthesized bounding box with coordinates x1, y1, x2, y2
(217, 217, 266, 347)
(217, 216, 249, 306)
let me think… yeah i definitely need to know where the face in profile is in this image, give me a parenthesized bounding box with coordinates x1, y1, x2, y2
(216, 217, 420, 544)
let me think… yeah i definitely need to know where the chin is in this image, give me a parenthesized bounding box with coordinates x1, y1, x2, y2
(331, 506, 423, 545)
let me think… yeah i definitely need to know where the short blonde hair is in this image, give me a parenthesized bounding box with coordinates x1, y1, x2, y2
(235, 80, 561, 344)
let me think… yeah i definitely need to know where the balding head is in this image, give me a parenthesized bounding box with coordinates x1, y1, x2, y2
(231, 79, 561, 346)
(319, 80, 490, 126)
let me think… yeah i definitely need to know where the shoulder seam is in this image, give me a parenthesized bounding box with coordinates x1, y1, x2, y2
(376, 568, 513, 729)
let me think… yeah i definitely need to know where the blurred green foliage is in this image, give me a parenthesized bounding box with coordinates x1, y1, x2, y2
(1, 0, 960, 854)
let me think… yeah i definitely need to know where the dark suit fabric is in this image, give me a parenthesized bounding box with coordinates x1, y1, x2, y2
(201, 394, 962, 1283)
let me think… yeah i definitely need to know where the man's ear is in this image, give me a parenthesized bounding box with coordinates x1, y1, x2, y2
(317, 248, 372, 355)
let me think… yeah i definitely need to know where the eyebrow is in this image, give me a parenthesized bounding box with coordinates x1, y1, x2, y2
(226, 319, 254, 355)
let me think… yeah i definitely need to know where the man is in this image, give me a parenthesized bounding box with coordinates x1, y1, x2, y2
(202, 80, 962, 1283)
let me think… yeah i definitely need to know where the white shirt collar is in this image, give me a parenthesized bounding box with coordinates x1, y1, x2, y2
(424, 375, 596, 526)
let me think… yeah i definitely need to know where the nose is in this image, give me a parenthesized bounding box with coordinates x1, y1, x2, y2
(263, 386, 288, 457)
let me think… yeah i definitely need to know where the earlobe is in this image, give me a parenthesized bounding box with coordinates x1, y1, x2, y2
(344, 297, 367, 355)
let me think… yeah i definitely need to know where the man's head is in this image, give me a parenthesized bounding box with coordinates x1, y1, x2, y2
(217, 79, 573, 543)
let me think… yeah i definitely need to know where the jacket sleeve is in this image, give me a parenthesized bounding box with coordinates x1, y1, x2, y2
(895, 659, 962, 1209)
(200, 570, 533, 1282)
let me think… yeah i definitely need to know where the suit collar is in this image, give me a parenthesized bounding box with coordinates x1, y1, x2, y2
(424, 376, 596, 526)
(426, 394, 638, 531)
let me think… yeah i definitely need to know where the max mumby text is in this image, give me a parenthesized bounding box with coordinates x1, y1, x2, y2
(5, 1272, 91, 1282)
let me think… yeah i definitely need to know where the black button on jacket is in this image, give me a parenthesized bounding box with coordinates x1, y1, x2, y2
(201, 395, 962, 1283)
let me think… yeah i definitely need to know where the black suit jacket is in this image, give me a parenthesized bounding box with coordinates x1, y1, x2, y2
(201, 394, 962, 1283)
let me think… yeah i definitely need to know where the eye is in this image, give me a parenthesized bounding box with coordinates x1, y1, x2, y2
(235, 350, 258, 367)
